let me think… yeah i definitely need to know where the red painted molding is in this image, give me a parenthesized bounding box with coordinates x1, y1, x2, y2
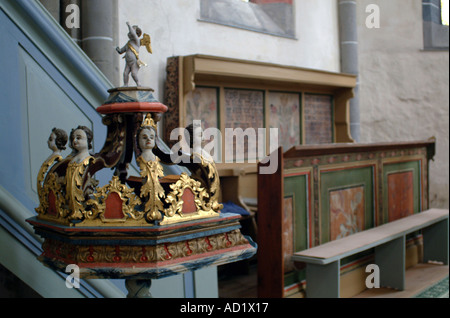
(96, 102, 168, 114)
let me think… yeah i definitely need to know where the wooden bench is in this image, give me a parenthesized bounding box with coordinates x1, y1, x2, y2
(292, 209, 449, 298)
(257, 140, 437, 298)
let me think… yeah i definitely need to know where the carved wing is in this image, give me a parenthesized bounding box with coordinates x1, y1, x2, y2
(140, 33, 152, 54)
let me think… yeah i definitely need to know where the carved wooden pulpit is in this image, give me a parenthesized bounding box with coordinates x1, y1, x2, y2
(27, 86, 256, 297)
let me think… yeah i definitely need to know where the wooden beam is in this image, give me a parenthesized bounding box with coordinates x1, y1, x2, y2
(284, 138, 437, 159)
(183, 54, 357, 92)
(257, 147, 284, 297)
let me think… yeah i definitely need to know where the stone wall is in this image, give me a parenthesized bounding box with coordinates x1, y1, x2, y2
(356, 0, 449, 208)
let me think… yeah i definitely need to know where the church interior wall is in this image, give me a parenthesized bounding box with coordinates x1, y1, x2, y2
(356, 0, 449, 209)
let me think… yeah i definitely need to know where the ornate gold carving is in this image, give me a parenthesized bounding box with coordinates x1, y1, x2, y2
(36, 158, 71, 225)
(141, 113, 157, 129)
(46, 172, 67, 217)
(192, 153, 223, 213)
(161, 172, 218, 225)
(36, 154, 62, 199)
(35, 154, 62, 216)
(165, 173, 207, 216)
(41, 230, 249, 265)
(137, 156, 165, 222)
(65, 156, 94, 222)
(36, 122, 223, 227)
(86, 176, 143, 224)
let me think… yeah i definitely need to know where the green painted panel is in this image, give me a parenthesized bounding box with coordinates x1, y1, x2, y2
(320, 166, 375, 244)
(284, 174, 308, 252)
(283, 173, 309, 290)
(382, 160, 421, 224)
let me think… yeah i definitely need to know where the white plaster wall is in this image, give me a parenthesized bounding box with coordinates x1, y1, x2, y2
(356, 0, 449, 208)
(116, 0, 341, 98)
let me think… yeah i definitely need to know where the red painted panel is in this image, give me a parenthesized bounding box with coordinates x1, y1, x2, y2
(104, 192, 124, 219)
(388, 171, 414, 221)
(181, 188, 197, 214)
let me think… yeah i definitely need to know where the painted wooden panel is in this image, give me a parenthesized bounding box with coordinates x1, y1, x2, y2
(387, 171, 414, 221)
(185, 86, 219, 130)
(383, 159, 422, 223)
(258, 141, 434, 298)
(304, 93, 333, 144)
(268, 91, 301, 151)
(284, 172, 310, 251)
(283, 196, 295, 273)
(319, 165, 375, 244)
(224, 88, 264, 162)
(164, 55, 356, 162)
(282, 169, 311, 293)
(329, 186, 365, 241)
(224, 88, 264, 129)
